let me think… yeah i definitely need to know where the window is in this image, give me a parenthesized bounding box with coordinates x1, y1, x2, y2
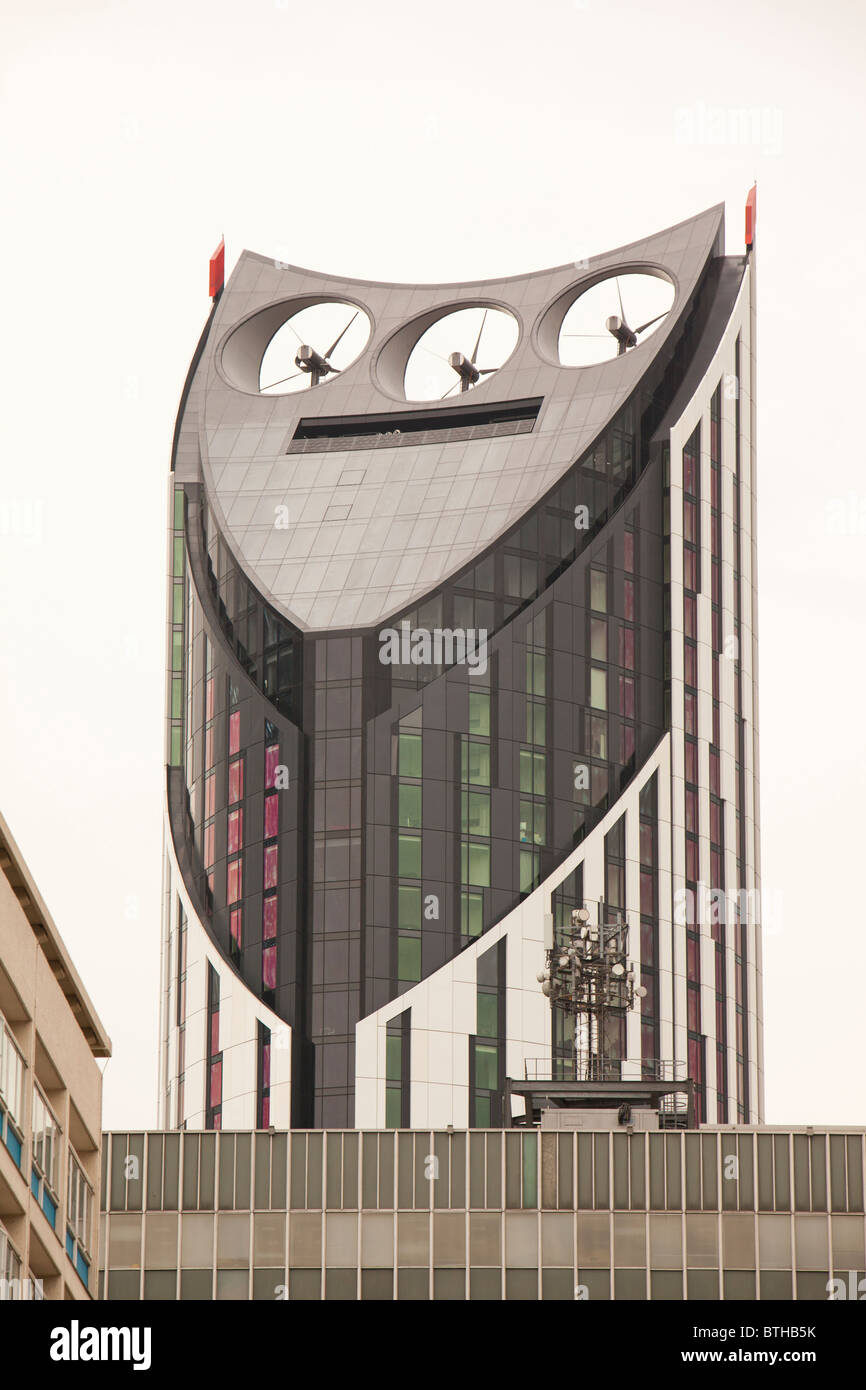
(31, 1087, 60, 1229)
(590, 570, 607, 612)
(590, 618, 607, 661)
(66, 1151, 93, 1287)
(398, 834, 421, 879)
(590, 668, 607, 710)
(519, 750, 546, 796)
(397, 885, 421, 930)
(462, 741, 491, 786)
(461, 892, 483, 938)
(469, 691, 490, 735)
(398, 783, 422, 828)
(461, 842, 491, 887)
(0, 1017, 25, 1139)
(0, 1223, 23, 1300)
(461, 791, 490, 837)
(397, 936, 421, 983)
(398, 733, 422, 778)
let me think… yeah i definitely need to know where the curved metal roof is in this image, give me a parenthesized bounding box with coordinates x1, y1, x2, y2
(174, 204, 725, 632)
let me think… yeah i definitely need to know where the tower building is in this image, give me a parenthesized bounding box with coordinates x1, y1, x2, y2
(159, 197, 761, 1131)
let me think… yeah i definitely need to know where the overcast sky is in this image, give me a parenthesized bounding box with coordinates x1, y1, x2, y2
(2, 0, 864, 1129)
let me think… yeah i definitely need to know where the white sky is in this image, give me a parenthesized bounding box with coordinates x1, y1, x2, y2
(1, 0, 864, 1129)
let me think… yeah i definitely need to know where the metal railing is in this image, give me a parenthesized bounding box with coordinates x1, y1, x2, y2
(523, 1055, 687, 1083)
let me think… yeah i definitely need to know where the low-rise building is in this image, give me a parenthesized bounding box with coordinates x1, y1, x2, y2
(99, 1124, 866, 1300)
(0, 812, 111, 1299)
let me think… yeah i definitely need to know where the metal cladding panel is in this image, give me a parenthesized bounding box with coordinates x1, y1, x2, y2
(185, 206, 725, 631)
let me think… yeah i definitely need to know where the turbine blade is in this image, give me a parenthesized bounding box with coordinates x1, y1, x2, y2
(260, 370, 304, 391)
(324, 310, 359, 361)
(470, 308, 488, 364)
(634, 310, 668, 335)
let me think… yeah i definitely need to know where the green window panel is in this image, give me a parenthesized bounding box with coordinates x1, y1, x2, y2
(398, 835, 421, 879)
(170, 725, 183, 767)
(398, 733, 422, 778)
(462, 741, 491, 786)
(519, 801, 546, 847)
(519, 750, 546, 796)
(520, 849, 538, 893)
(526, 651, 546, 697)
(171, 630, 184, 672)
(398, 783, 422, 828)
(397, 936, 421, 983)
(469, 692, 490, 736)
(590, 618, 607, 661)
(173, 536, 185, 578)
(590, 570, 607, 613)
(590, 668, 607, 711)
(462, 842, 490, 888)
(475, 1044, 499, 1091)
(385, 1088, 402, 1130)
(461, 792, 490, 837)
(477, 993, 498, 1039)
(386, 1035, 402, 1083)
(526, 702, 546, 744)
(173, 489, 185, 529)
(172, 582, 184, 625)
(461, 892, 483, 938)
(171, 677, 183, 719)
(397, 885, 421, 930)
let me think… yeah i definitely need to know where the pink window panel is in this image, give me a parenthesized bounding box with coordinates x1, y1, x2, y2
(262, 945, 277, 990)
(263, 844, 279, 891)
(686, 788, 698, 834)
(640, 919, 654, 964)
(228, 757, 244, 805)
(262, 1043, 271, 1089)
(209, 1060, 222, 1108)
(684, 500, 696, 544)
(619, 676, 635, 720)
(205, 726, 214, 771)
(263, 895, 278, 940)
(206, 677, 214, 722)
(683, 453, 696, 495)
(685, 740, 697, 782)
(639, 823, 653, 867)
(227, 857, 242, 904)
(620, 723, 635, 763)
(684, 548, 697, 591)
(710, 801, 721, 845)
(710, 750, 720, 796)
(623, 579, 635, 622)
(210, 1012, 219, 1055)
(204, 823, 215, 870)
(205, 772, 215, 819)
(687, 987, 700, 1032)
(684, 691, 697, 735)
(687, 936, 699, 978)
(623, 532, 634, 573)
(264, 793, 279, 839)
(213, 1111, 222, 1130)
(684, 644, 697, 687)
(230, 908, 242, 948)
(265, 744, 280, 790)
(228, 809, 243, 855)
(686, 838, 698, 882)
(640, 869, 654, 917)
(261, 1096, 270, 1128)
(229, 710, 241, 757)
(619, 627, 635, 670)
